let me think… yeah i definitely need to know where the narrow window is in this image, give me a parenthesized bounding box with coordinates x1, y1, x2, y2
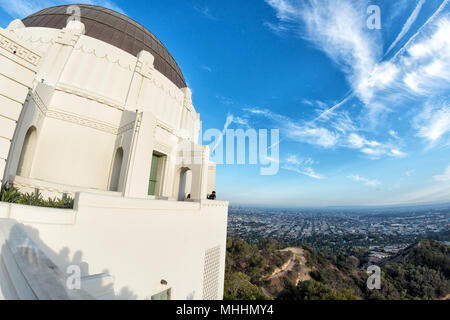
(148, 154, 160, 196)
(17, 126, 37, 177)
(109, 148, 123, 192)
(178, 168, 192, 201)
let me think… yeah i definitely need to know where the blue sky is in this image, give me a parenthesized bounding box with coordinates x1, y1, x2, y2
(1, 0, 449, 207)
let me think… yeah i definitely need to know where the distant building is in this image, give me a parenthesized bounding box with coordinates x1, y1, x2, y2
(0, 4, 228, 300)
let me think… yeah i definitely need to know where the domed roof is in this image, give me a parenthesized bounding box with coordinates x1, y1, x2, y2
(22, 4, 187, 88)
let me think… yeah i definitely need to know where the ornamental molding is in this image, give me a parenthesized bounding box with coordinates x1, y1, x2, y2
(45, 109, 118, 134)
(149, 75, 184, 104)
(117, 121, 136, 135)
(0, 32, 41, 67)
(156, 120, 177, 135)
(33, 91, 48, 115)
(73, 43, 136, 71)
(153, 142, 172, 155)
(32, 91, 135, 135)
(55, 83, 124, 111)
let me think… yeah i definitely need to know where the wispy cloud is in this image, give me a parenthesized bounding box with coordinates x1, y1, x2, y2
(194, 4, 216, 20)
(393, 0, 449, 60)
(347, 175, 381, 187)
(347, 133, 407, 158)
(265, 0, 301, 22)
(282, 155, 324, 179)
(401, 17, 450, 95)
(201, 65, 212, 73)
(413, 102, 450, 146)
(245, 107, 406, 158)
(385, 0, 427, 56)
(434, 165, 450, 181)
(245, 107, 339, 148)
(210, 113, 251, 152)
(265, 0, 450, 157)
(404, 169, 415, 177)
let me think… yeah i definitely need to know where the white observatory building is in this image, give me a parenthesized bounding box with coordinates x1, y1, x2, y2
(0, 5, 228, 300)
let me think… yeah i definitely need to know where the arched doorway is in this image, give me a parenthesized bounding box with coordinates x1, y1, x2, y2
(17, 126, 37, 177)
(178, 168, 192, 201)
(109, 147, 123, 191)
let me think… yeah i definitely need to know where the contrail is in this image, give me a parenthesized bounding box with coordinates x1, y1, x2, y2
(310, 91, 354, 124)
(310, 0, 449, 124)
(385, 0, 427, 57)
(393, 0, 449, 60)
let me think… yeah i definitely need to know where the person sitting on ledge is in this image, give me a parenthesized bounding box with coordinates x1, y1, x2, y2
(208, 191, 216, 200)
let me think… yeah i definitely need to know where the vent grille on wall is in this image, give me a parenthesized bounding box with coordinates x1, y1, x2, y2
(202, 246, 221, 300)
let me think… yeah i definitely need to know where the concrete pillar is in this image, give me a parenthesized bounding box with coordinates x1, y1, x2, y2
(35, 21, 85, 86)
(123, 111, 157, 198)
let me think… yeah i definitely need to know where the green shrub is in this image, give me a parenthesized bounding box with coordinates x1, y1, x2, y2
(0, 186, 21, 203)
(0, 185, 74, 209)
(16, 192, 44, 206)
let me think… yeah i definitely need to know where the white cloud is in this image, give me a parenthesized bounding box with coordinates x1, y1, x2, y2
(402, 17, 450, 94)
(286, 155, 314, 166)
(278, 154, 324, 179)
(347, 175, 381, 187)
(393, 0, 449, 59)
(245, 107, 339, 148)
(265, 0, 301, 22)
(289, 126, 338, 148)
(201, 65, 212, 73)
(246, 107, 406, 158)
(385, 0, 426, 56)
(347, 133, 406, 158)
(283, 165, 324, 179)
(210, 113, 251, 152)
(348, 133, 379, 149)
(264, 21, 291, 36)
(389, 130, 400, 139)
(389, 149, 407, 158)
(404, 169, 415, 177)
(297, 0, 380, 104)
(194, 4, 216, 20)
(265, 0, 450, 138)
(434, 166, 450, 181)
(414, 103, 450, 144)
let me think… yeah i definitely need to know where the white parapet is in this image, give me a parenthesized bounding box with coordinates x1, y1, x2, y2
(0, 192, 228, 300)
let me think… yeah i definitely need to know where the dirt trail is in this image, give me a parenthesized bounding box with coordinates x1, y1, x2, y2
(260, 247, 311, 297)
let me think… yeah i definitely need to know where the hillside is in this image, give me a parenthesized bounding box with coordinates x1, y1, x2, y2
(224, 237, 450, 300)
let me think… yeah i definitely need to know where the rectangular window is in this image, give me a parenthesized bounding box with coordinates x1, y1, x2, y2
(151, 288, 171, 300)
(148, 154, 160, 196)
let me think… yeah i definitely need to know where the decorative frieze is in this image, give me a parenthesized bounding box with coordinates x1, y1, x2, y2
(33, 92, 136, 136)
(46, 110, 118, 134)
(0, 33, 41, 67)
(55, 83, 124, 111)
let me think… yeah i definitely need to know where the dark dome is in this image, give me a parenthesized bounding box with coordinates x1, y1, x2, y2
(22, 4, 187, 88)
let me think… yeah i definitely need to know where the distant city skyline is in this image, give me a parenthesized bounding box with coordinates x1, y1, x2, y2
(1, 0, 449, 207)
